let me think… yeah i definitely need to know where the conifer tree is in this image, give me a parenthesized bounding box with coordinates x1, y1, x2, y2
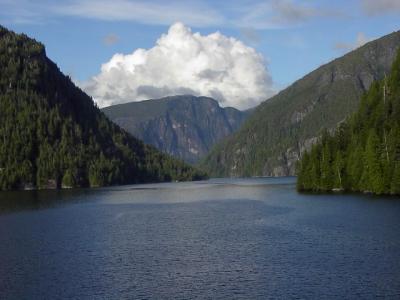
(0, 25, 207, 191)
(297, 48, 400, 195)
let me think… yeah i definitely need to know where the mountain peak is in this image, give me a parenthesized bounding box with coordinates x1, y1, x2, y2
(102, 95, 249, 164)
(201, 29, 400, 177)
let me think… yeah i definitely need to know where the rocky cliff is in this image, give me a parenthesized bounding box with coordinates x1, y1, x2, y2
(201, 30, 400, 177)
(102, 96, 249, 164)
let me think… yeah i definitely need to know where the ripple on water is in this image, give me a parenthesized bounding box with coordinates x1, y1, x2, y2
(0, 177, 399, 299)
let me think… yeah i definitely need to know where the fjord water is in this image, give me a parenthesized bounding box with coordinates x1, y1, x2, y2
(0, 178, 399, 299)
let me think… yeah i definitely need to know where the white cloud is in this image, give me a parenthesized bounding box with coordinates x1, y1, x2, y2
(0, 0, 344, 28)
(361, 0, 400, 16)
(53, 0, 224, 27)
(82, 22, 274, 110)
(334, 32, 372, 52)
(0, 0, 224, 27)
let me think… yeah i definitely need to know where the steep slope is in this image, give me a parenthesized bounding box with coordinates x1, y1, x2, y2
(297, 49, 400, 195)
(201, 30, 400, 177)
(0, 26, 206, 190)
(102, 96, 248, 164)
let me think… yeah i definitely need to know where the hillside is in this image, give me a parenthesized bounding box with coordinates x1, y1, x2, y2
(297, 49, 400, 195)
(102, 96, 248, 164)
(0, 26, 206, 190)
(201, 30, 400, 177)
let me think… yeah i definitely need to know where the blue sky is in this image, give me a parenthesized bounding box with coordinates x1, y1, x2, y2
(0, 0, 399, 108)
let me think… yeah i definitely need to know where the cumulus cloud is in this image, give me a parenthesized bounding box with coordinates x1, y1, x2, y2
(82, 22, 274, 110)
(361, 0, 400, 16)
(334, 32, 372, 52)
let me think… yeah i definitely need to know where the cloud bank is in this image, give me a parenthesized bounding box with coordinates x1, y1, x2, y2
(83, 23, 273, 109)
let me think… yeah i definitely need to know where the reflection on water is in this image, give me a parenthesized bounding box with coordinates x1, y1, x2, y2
(0, 177, 297, 213)
(0, 177, 399, 299)
(0, 188, 94, 213)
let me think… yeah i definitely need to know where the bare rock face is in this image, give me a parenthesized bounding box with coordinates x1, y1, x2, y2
(201, 30, 400, 177)
(102, 96, 249, 164)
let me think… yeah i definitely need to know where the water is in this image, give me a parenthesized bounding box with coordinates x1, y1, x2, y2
(0, 177, 399, 299)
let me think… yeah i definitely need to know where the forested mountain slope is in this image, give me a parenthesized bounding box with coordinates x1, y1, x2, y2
(297, 49, 400, 195)
(102, 96, 248, 164)
(201, 30, 400, 177)
(0, 26, 205, 190)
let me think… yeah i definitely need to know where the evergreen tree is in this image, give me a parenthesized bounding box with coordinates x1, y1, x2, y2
(391, 162, 400, 194)
(0, 25, 207, 191)
(365, 129, 385, 194)
(297, 48, 400, 195)
(333, 151, 344, 189)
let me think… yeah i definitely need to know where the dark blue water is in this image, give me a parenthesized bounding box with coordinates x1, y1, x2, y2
(0, 177, 399, 299)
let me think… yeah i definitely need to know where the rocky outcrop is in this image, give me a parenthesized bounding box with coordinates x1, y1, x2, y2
(201, 30, 400, 177)
(102, 96, 249, 164)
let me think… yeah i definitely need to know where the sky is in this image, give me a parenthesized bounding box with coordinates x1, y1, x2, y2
(0, 0, 399, 109)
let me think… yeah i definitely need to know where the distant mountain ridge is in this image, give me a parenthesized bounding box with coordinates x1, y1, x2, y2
(0, 25, 205, 190)
(102, 95, 249, 164)
(201, 30, 400, 177)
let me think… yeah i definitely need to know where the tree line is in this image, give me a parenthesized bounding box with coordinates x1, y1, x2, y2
(297, 49, 400, 195)
(0, 26, 206, 190)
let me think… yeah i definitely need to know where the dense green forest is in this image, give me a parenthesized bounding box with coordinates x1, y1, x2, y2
(297, 49, 400, 195)
(0, 26, 206, 190)
(200, 30, 400, 178)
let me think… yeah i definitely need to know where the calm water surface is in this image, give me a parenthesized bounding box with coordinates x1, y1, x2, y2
(0, 177, 399, 299)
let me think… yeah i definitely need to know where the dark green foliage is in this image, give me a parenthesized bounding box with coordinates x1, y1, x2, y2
(0, 26, 206, 190)
(201, 30, 400, 177)
(297, 49, 400, 195)
(391, 162, 400, 194)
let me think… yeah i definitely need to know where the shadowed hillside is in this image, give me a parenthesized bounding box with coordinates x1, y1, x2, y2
(201, 30, 400, 178)
(0, 26, 206, 190)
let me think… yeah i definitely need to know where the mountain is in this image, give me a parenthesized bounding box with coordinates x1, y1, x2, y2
(201, 30, 400, 177)
(102, 96, 249, 164)
(0, 26, 206, 190)
(297, 48, 400, 195)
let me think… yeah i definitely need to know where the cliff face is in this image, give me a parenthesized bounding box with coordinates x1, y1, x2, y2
(102, 96, 249, 164)
(201, 30, 400, 177)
